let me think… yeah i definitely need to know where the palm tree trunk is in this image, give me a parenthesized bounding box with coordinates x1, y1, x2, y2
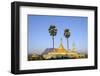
(67, 38, 69, 50)
(52, 36, 54, 49)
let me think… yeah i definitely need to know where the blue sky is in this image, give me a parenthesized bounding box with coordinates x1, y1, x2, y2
(28, 15, 88, 54)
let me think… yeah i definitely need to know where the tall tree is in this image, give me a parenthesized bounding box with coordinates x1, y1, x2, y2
(48, 25, 57, 49)
(64, 29, 70, 50)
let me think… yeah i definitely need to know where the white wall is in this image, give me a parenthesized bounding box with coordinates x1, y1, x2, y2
(0, 0, 99, 76)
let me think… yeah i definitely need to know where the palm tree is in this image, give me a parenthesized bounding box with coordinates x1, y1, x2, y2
(64, 29, 70, 50)
(48, 25, 57, 49)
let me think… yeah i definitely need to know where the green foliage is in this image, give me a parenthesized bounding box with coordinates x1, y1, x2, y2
(48, 25, 57, 36)
(64, 28, 70, 38)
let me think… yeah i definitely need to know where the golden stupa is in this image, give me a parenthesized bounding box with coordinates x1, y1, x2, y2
(42, 38, 79, 59)
(30, 38, 87, 61)
(54, 38, 68, 54)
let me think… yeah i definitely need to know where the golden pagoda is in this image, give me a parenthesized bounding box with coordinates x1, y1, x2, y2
(30, 39, 87, 60)
(42, 38, 80, 59)
(42, 38, 68, 59)
(55, 38, 68, 54)
(59, 38, 64, 49)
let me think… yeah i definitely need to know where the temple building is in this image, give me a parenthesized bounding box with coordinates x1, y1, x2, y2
(42, 38, 79, 59)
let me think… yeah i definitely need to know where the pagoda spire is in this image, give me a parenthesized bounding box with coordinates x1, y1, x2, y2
(59, 38, 64, 49)
(72, 41, 76, 51)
